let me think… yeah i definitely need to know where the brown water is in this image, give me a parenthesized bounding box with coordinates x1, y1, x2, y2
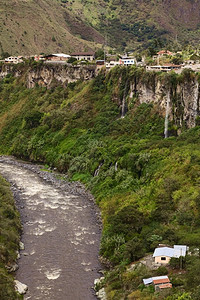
(0, 158, 102, 300)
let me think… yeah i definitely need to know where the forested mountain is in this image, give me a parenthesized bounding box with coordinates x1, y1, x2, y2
(0, 0, 200, 55)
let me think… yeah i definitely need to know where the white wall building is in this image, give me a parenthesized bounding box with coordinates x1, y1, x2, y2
(153, 245, 187, 264)
(5, 56, 23, 64)
(119, 56, 135, 66)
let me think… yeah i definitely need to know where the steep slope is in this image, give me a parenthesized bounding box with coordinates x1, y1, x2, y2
(0, 0, 200, 55)
(1, 66, 200, 298)
(0, 0, 104, 55)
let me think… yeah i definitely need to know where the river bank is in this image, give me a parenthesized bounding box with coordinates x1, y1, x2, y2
(0, 156, 102, 300)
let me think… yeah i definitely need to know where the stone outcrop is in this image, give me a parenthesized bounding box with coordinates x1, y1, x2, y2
(26, 63, 96, 88)
(0, 62, 96, 89)
(14, 280, 28, 294)
(94, 277, 107, 300)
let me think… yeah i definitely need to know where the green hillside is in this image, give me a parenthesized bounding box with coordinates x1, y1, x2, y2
(0, 175, 21, 300)
(0, 0, 200, 55)
(1, 65, 200, 298)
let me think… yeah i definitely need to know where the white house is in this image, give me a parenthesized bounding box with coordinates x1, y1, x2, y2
(146, 64, 182, 72)
(119, 56, 135, 66)
(5, 56, 23, 64)
(153, 245, 187, 264)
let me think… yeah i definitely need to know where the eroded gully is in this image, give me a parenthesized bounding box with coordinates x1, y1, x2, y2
(0, 156, 102, 300)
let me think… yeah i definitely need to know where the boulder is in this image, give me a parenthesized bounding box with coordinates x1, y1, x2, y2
(14, 280, 28, 294)
(96, 288, 107, 300)
(19, 241, 25, 250)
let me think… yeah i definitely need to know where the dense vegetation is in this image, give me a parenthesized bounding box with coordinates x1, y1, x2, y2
(0, 175, 21, 300)
(0, 66, 200, 299)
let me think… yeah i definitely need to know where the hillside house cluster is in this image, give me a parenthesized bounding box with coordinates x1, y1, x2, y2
(3, 49, 200, 73)
(141, 245, 188, 292)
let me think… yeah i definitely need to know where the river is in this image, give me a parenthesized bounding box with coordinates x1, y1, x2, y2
(0, 157, 102, 300)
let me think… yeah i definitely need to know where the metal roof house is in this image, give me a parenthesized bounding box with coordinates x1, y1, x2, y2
(143, 276, 172, 291)
(153, 245, 187, 264)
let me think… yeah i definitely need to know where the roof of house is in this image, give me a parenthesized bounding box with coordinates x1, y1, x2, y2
(153, 247, 174, 258)
(44, 53, 71, 58)
(52, 53, 71, 58)
(173, 245, 187, 257)
(71, 52, 95, 56)
(143, 276, 169, 285)
(157, 50, 173, 55)
(158, 283, 172, 289)
(153, 278, 170, 285)
(153, 245, 187, 258)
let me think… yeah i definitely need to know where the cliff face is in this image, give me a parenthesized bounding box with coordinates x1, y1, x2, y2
(128, 74, 200, 130)
(0, 63, 199, 130)
(0, 63, 96, 88)
(26, 64, 96, 88)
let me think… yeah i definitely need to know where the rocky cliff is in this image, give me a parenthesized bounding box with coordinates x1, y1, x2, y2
(127, 72, 200, 130)
(0, 63, 96, 88)
(0, 63, 200, 130)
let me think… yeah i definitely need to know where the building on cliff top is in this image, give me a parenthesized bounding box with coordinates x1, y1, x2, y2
(4, 56, 23, 64)
(71, 52, 95, 61)
(146, 64, 182, 72)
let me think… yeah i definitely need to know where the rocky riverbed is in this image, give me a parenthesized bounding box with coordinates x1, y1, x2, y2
(0, 156, 102, 300)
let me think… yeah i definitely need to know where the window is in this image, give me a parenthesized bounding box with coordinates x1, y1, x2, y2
(161, 257, 166, 260)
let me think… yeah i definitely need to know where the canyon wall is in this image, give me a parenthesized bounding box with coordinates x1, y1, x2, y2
(128, 74, 200, 129)
(0, 63, 96, 88)
(0, 63, 200, 129)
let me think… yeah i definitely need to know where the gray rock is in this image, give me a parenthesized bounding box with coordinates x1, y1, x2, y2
(19, 241, 25, 250)
(96, 288, 107, 300)
(14, 280, 28, 294)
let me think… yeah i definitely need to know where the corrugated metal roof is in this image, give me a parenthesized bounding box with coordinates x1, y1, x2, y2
(153, 245, 187, 258)
(143, 278, 152, 285)
(52, 53, 71, 58)
(153, 247, 174, 257)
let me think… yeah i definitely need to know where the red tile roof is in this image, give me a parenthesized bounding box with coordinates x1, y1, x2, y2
(153, 278, 170, 285)
(159, 283, 172, 289)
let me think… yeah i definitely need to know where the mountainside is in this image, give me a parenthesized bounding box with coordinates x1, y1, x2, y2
(0, 0, 200, 55)
(1, 65, 200, 298)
